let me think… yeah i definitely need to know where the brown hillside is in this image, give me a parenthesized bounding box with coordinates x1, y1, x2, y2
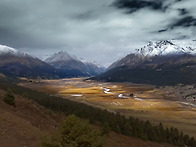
(0, 89, 64, 147)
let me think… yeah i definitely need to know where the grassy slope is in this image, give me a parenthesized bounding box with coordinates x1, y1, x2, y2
(0, 89, 64, 147)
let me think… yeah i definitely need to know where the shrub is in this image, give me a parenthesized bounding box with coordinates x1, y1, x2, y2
(42, 115, 105, 147)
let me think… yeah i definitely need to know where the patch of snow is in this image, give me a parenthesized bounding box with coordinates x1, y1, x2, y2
(118, 94, 128, 99)
(179, 102, 196, 108)
(0, 44, 18, 54)
(135, 40, 196, 57)
(172, 39, 196, 54)
(79, 58, 88, 64)
(101, 87, 114, 94)
(45, 51, 73, 63)
(134, 97, 142, 101)
(118, 94, 123, 97)
(111, 102, 122, 106)
(71, 94, 83, 97)
(0, 44, 31, 57)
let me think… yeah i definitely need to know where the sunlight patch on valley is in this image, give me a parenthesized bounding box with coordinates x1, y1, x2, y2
(19, 78, 196, 137)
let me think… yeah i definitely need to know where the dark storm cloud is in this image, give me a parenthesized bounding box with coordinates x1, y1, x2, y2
(0, 0, 195, 67)
(113, 0, 165, 13)
(113, 0, 196, 42)
(157, 16, 196, 33)
(178, 8, 189, 15)
(158, 29, 167, 33)
(112, 0, 189, 13)
(171, 16, 196, 28)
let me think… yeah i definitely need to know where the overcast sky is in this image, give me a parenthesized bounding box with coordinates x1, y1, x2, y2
(0, 0, 196, 67)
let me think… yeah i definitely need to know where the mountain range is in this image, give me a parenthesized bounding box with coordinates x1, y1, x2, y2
(1, 39, 196, 85)
(93, 40, 196, 86)
(0, 45, 59, 78)
(45, 51, 105, 77)
(0, 45, 104, 78)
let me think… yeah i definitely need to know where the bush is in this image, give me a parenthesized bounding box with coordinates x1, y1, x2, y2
(3, 88, 15, 106)
(42, 115, 105, 147)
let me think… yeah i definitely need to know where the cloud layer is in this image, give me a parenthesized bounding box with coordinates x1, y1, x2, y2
(0, 0, 195, 67)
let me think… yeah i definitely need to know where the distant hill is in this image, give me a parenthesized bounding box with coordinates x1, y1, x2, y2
(93, 40, 196, 86)
(0, 44, 59, 78)
(45, 51, 105, 77)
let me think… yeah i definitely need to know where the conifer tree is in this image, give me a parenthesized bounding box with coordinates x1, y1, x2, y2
(3, 88, 15, 106)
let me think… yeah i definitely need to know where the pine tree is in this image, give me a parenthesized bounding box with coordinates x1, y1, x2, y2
(3, 88, 15, 107)
(61, 115, 104, 147)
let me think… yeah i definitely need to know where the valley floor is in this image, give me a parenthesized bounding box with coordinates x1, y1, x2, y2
(19, 78, 196, 138)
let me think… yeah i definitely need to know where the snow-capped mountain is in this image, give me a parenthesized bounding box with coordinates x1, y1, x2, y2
(0, 44, 59, 78)
(94, 39, 196, 86)
(108, 40, 196, 70)
(0, 44, 18, 54)
(0, 45, 104, 78)
(135, 40, 196, 57)
(45, 51, 105, 77)
(0, 44, 36, 59)
(45, 51, 73, 63)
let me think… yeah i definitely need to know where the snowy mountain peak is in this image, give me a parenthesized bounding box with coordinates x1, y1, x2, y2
(0, 44, 18, 54)
(45, 51, 105, 76)
(45, 51, 74, 63)
(45, 51, 95, 65)
(135, 40, 196, 57)
(0, 44, 32, 58)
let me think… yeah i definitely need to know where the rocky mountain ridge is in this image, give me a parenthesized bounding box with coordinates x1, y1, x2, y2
(45, 51, 105, 77)
(94, 39, 196, 86)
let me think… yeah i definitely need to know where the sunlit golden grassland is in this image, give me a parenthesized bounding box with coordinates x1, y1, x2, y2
(19, 78, 196, 137)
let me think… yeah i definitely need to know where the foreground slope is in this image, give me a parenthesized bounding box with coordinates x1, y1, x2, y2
(94, 40, 196, 85)
(0, 89, 62, 147)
